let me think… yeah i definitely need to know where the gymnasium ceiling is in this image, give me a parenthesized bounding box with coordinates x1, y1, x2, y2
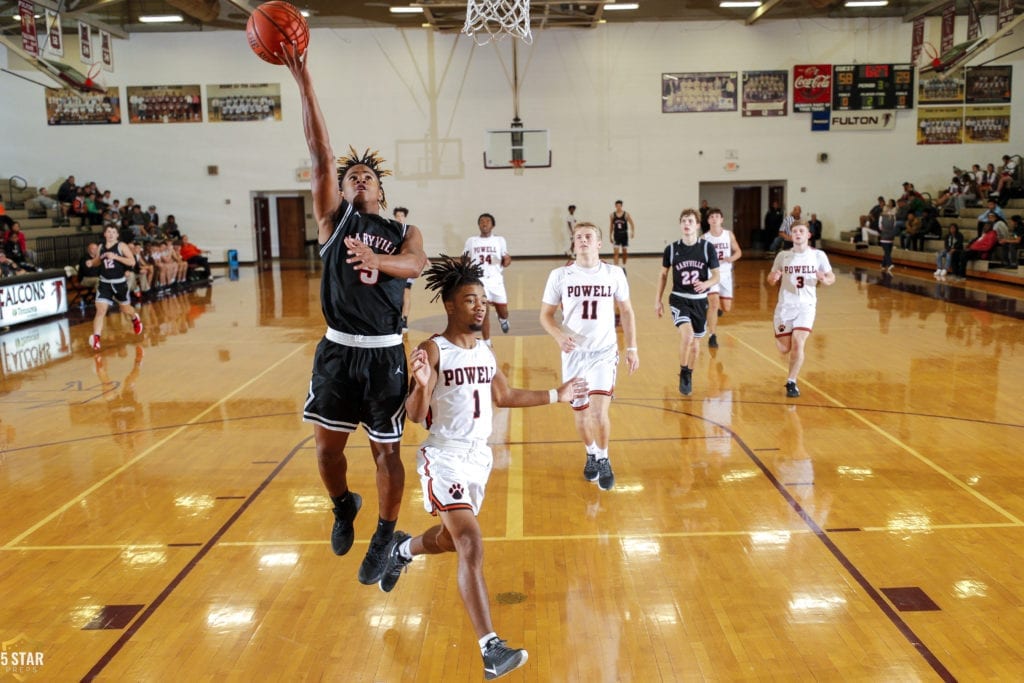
(0, 0, 1017, 39)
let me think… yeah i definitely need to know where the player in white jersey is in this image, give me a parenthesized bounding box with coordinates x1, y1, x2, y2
(540, 222, 639, 491)
(378, 255, 585, 681)
(463, 213, 511, 345)
(767, 223, 835, 398)
(700, 207, 742, 349)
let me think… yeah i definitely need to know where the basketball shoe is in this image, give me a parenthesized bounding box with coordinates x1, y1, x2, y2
(708, 334, 719, 349)
(89, 334, 101, 351)
(378, 531, 412, 593)
(785, 381, 800, 398)
(596, 458, 615, 491)
(482, 637, 528, 680)
(359, 532, 393, 584)
(132, 316, 143, 335)
(330, 492, 361, 556)
(583, 453, 599, 482)
(499, 318, 510, 334)
(679, 368, 692, 396)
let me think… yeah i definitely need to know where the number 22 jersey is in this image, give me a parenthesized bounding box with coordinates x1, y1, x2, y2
(663, 239, 720, 299)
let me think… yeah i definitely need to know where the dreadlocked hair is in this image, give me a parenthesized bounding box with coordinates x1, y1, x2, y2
(423, 254, 484, 303)
(337, 146, 393, 208)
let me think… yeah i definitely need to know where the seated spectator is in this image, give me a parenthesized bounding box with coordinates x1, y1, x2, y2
(70, 189, 88, 225)
(975, 198, 1006, 237)
(146, 205, 160, 226)
(991, 154, 1020, 203)
(960, 218, 1001, 276)
(0, 251, 27, 278)
(2, 222, 40, 271)
(168, 240, 190, 285)
(769, 205, 801, 253)
(807, 213, 822, 247)
(27, 187, 61, 216)
(976, 163, 996, 200)
(901, 182, 927, 214)
(130, 243, 154, 297)
(77, 243, 103, 291)
(161, 215, 182, 240)
(859, 196, 885, 242)
(920, 207, 943, 239)
(999, 215, 1024, 267)
(179, 234, 211, 280)
(85, 192, 103, 226)
(0, 200, 12, 230)
(934, 223, 962, 280)
(934, 176, 964, 215)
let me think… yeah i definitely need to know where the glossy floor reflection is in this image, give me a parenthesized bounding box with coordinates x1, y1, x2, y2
(1, 256, 1023, 681)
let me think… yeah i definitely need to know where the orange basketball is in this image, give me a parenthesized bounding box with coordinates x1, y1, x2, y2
(246, 1, 309, 65)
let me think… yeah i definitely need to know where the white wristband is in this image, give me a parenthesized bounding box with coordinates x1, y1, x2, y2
(626, 347, 637, 352)
(549, 389, 558, 404)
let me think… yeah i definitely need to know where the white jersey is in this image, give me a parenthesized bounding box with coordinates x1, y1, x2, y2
(542, 261, 629, 352)
(426, 336, 496, 443)
(772, 248, 832, 311)
(464, 235, 508, 282)
(701, 229, 734, 273)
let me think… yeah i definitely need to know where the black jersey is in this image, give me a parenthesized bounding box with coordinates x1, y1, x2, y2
(662, 238, 719, 298)
(320, 200, 408, 336)
(612, 211, 629, 235)
(99, 241, 130, 282)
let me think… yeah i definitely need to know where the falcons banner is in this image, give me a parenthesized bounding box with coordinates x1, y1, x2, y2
(44, 9, 63, 57)
(19, 0, 38, 56)
(79, 21, 93, 63)
(793, 65, 831, 113)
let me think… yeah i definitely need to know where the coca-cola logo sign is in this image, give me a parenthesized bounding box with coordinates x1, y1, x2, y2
(793, 64, 832, 111)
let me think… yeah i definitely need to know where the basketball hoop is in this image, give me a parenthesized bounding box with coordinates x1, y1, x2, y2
(463, 0, 532, 46)
(510, 158, 525, 176)
(85, 62, 102, 90)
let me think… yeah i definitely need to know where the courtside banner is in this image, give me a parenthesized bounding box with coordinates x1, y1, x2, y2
(0, 272, 69, 327)
(830, 112, 897, 131)
(0, 318, 72, 377)
(793, 65, 831, 112)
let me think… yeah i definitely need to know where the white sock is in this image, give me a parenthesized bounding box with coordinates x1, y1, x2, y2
(479, 632, 498, 653)
(596, 447, 609, 461)
(398, 538, 413, 561)
(586, 442, 598, 456)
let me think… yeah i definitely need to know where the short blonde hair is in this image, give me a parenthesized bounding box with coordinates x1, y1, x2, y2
(573, 222, 602, 240)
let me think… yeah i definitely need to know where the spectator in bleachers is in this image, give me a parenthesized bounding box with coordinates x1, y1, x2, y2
(28, 187, 61, 216)
(161, 215, 181, 240)
(934, 223, 962, 280)
(179, 234, 211, 280)
(959, 217, 1001, 278)
(0, 200, 12, 230)
(130, 243, 154, 298)
(768, 205, 800, 253)
(900, 182, 927, 214)
(935, 176, 965, 216)
(0, 251, 27, 278)
(975, 198, 1006, 237)
(900, 212, 926, 252)
(85, 192, 103, 226)
(77, 243, 102, 291)
(146, 205, 160, 226)
(991, 154, 1020, 203)
(860, 196, 885, 244)
(1000, 215, 1024, 267)
(70, 188, 88, 226)
(2, 222, 39, 271)
(807, 213, 822, 247)
(57, 175, 77, 205)
(120, 197, 136, 222)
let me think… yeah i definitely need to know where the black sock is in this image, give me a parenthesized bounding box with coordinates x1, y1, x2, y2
(330, 492, 352, 510)
(376, 517, 396, 540)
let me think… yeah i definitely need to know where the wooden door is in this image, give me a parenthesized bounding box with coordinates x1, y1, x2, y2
(276, 197, 306, 260)
(253, 196, 272, 262)
(731, 186, 762, 249)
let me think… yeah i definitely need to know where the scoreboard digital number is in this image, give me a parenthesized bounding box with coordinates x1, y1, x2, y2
(832, 64, 914, 110)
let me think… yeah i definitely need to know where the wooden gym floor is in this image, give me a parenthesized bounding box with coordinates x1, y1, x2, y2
(1, 254, 1022, 681)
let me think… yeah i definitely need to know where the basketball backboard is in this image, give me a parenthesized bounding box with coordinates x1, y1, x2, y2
(483, 128, 551, 169)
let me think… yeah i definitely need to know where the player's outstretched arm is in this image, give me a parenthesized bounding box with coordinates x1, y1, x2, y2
(405, 342, 439, 424)
(492, 371, 588, 408)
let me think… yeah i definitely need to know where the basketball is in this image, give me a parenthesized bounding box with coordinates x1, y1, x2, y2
(246, 1, 309, 65)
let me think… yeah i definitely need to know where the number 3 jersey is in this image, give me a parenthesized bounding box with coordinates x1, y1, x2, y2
(663, 239, 720, 299)
(426, 336, 496, 442)
(771, 248, 832, 310)
(541, 261, 630, 351)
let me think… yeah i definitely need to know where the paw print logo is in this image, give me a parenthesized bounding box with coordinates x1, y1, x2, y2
(778, 324, 786, 333)
(449, 483, 465, 500)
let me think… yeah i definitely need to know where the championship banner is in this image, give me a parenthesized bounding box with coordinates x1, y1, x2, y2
(19, 0, 39, 56)
(968, 2, 981, 41)
(941, 2, 956, 55)
(911, 17, 924, 64)
(100, 30, 113, 71)
(998, 0, 1014, 30)
(830, 111, 897, 131)
(916, 106, 963, 145)
(964, 105, 1010, 143)
(44, 9, 63, 57)
(793, 64, 831, 113)
(78, 21, 92, 63)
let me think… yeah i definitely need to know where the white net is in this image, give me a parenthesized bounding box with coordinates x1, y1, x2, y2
(462, 0, 532, 45)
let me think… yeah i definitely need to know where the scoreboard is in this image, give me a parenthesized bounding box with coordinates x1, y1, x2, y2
(832, 64, 914, 110)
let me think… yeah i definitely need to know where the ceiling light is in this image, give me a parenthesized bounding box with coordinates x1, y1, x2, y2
(720, 1, 762, 6)
(389, 6, 424, 13)
(844, 0, 888, 6)
(139, 14, 184, 23)
(300, 10, 310, 17)
(604, 3, 639, 9)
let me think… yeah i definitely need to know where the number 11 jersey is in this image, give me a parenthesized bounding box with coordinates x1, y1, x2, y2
(541, 261, 629, 352)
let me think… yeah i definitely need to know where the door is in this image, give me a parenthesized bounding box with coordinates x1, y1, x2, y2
(253, 197, 272, 262)
(276, 197, 306, 260)
(732, 186, 762, 249)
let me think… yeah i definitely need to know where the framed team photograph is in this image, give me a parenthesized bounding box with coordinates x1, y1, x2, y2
(742, 70, 788, 117)
(126, 84, 202, 124)
(917, 70, 965, 105)
(207, 83, 282, 122)
(963, 105, 1010, 143)
(916, 106, 963, 145)
(662, 72, 738, 113)
(45, 86, 121, 125)
(965, 65, 1012, 104)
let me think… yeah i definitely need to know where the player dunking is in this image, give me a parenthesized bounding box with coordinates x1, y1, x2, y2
(464, 213, 511, 345)
(88, 223, 143, 351)
(767, 223, 835, 398)
(378, 255, 586, 681)
(281, 44, 428, 584)
(700, 207, 742, 349)
(656, 208, 720, 396)
(609, 200, 635, 269)
(540, 222, 639, 491)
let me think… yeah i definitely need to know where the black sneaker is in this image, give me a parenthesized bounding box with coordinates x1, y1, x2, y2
(679, 369, 692, 396)
(785, 381, 800, 398)
(330, 492, 362, 556)
(499, 318, 510, 334)
(378, 531, 412, 593)
(708, 334, 718, 349)
(358, 533, 392, 584)
(482, 637, 528, 680)
(583, 453, 599, 482)
(717, 308, 723, 317)
(596, 458, 615, 491)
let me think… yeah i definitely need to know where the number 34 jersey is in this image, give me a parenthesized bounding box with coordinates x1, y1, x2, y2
(541, 261, 630, 352)
(771, 248, 833, 310)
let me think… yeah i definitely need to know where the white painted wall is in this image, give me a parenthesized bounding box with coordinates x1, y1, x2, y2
(2, 17, 1022, 261)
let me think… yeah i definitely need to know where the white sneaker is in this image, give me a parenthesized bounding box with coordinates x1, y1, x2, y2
(939, 269, 946, 278)
(933, 269, 941, 277)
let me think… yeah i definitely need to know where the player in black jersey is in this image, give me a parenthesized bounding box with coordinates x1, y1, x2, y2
(282, 44, 428, 585)
(87, 223, 143, 351)
(609, 200, 635, 268)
